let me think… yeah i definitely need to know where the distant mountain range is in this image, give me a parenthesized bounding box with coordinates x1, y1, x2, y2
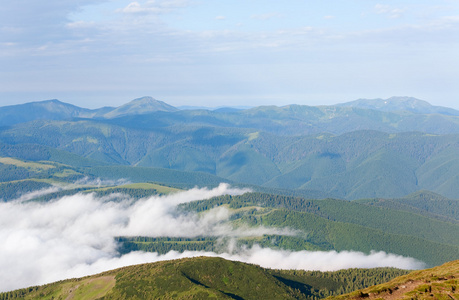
(1, 96, 459, 199)
(1, 96, 458, 129)
(0, 96, 177, 126)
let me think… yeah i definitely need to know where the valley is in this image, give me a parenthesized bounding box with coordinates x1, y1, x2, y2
(0, 96, 458, 298)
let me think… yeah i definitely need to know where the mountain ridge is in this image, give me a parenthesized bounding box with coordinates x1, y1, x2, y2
(2, 96, 459, 130)
(0, 96, 178, 126)
(3, 124, 459, 199)
(337, 96, 459, 115)
(0, 256, 412, 299)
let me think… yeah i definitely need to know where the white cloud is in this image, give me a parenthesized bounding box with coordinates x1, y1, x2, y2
(0, 184, 248, 291)
(0, 183, 426, 293)
(57, 247, 424, 285)
(73, 176, 130, 187)
(1, 42, 16, 47)
(66, 20, 97, 29)
(215, 16, 226, 20)
(226, 246, 425, 271)
(375, 4, 405, 19)
(250, 13, 282, 21)
(428, 15, 459, 29)
(120, 1, 158, 14)
(156, 0, 190, 9)
(118, 0, 191, 15)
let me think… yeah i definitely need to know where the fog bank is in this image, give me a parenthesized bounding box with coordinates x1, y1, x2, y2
(0, 184, 424, 292)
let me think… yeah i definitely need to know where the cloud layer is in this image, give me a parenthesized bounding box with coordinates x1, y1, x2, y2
(0, 184, 424, 292)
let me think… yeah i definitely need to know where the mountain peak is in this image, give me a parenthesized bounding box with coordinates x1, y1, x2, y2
(129, 96, 160, 104)
(103, 96, 178, 118)
(40, 99, 62, 103)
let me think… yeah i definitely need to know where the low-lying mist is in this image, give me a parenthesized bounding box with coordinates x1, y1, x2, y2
(0, 183, 424, 292)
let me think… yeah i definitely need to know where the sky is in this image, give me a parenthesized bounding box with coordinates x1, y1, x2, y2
(1, 0, 459, 109)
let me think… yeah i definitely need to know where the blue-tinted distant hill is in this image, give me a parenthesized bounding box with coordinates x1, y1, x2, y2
(2, 96, 459, 134)
(0, 96, 176, 126)
(104, 103, 459, 135)
(337, 96, 459, 116)
(0, 99, 113, 126)
(2, 96, 459, 199)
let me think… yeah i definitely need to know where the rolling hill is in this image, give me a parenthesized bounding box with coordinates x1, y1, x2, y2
(0, 256, 410, 299)
(0, 97, 177, 127)
(0, 99, 112, 126)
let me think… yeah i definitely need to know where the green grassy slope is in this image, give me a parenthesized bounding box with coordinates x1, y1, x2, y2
(0, 257, 410, 300)
(0, 153, 228, 201)
(0, 155, 88, 194)
(326, 259, 459, 300)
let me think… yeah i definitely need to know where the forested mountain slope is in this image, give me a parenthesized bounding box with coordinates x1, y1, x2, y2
(2, 120, 459, 199)
(170, 192, 459, 267)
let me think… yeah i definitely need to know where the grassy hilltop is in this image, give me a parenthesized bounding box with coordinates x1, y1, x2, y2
(327, 259, 459, 300)
(2, 257, 456, 299)
(0, 257, 410, 300)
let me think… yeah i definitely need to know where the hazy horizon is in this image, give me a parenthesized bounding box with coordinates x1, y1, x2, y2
(2, 95, 459, 111)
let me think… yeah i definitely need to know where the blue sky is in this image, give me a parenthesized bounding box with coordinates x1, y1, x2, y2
(1, 0, 459, 108)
